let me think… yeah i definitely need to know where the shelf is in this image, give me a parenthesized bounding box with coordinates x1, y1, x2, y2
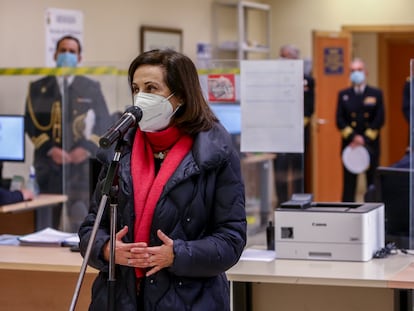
(215, 0, 270, 11)
(213, 0, 271, 60)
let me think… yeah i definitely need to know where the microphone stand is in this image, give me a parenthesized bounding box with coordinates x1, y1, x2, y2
(69, 139, 123, 311)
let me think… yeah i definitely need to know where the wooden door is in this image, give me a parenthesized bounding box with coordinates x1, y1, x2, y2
(311, 31, 351, 201)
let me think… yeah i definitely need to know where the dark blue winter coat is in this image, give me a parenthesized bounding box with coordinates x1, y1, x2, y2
(79, 122, 247, 311)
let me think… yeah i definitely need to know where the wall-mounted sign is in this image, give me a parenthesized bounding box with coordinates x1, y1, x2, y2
(240, 60, 304, 153)
(208, 74, 236, 102)
(324, 47, 344, 75)
(45, 8, 84, 67)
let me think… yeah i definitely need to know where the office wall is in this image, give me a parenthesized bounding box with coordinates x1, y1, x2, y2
(0, 0, 215, 68)
(1, 0, 413, 71)
(269, 0, 414, 60)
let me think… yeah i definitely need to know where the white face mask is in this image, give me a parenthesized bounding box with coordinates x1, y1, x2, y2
(133, 92, 176, 132)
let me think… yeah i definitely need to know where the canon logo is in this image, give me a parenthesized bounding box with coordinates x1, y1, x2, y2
(312, 222, 327, 227)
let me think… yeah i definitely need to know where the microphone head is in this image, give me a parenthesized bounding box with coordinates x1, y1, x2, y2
(125, 105, 143, 122)
(98, 106, 143, 149)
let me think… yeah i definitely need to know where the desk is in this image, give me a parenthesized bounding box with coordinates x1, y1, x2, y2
(0, 245, 97, 311)
(0, 194, 67, 214)
(2, 245, 414, 311)
(0, 194, 68, 234)
(227, 254, 414, 311)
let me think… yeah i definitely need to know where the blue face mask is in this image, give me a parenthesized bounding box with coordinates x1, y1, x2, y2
(350, 70, 365, 84)
(56, 52, 78, 67)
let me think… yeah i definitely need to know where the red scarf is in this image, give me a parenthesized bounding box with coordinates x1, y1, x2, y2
(131, 126, 193, 277)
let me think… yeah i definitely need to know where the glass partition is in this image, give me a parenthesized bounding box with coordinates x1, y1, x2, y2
(0, 59, 309, 240)
(0, 66, 130, 233)
(198, 59, 308, 243)
(410, 59, 414, 248)
(200, 61, 268, 238)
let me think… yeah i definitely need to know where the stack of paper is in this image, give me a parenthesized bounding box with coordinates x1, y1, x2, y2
(18, 227, 79, 247)
(0, 234, 20, 245)
(240, 248, 276, 262)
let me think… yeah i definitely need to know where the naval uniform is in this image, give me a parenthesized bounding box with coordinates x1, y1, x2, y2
(336, 85, 385, 202)
(25, 75, 111, 231)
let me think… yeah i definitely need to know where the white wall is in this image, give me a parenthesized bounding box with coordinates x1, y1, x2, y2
(0, 0, 215, 68)
(269, 0, 414, 60)
(1, 0, 413, 79)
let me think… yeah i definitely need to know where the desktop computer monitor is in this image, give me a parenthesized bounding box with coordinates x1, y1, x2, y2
(374, 166, 412, 249)
(209, 103, 241, 154)
(0, 115, 25, 184)
(209, 103, 241, 135)
(0, 114, 25, 163)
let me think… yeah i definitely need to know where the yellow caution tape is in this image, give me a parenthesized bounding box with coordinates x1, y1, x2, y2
(0, 67, 239, 76)
(198, 68, 240, 75)
(0, 66, 122, 76)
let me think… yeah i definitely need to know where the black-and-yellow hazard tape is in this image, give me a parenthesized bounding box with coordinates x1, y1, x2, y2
(198, 68, 240, 75)
(0, 67, 239, 76)
(0, 67, 123, 76)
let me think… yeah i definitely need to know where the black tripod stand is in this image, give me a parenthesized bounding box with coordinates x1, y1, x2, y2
(69, 140, 122, 311)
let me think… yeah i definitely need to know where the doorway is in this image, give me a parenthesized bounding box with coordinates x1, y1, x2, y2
(310, 26, 414, 202)
(342, 25, 414, 166)
(380, 34, 414, 164)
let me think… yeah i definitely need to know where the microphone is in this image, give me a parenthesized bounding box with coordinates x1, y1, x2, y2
(99, 106, 142, 149)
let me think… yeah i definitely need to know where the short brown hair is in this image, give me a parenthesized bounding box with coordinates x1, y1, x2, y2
(55, 35, 82, 54)
(127, 49, 217, 135)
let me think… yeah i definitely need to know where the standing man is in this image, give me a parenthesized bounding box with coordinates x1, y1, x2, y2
(274, 44, 315, 205)
(336, 58, 385, 202)
(25, 35, 111, 232)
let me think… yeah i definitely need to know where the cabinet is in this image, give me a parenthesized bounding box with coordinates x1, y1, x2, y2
(212, 0, 271, 60)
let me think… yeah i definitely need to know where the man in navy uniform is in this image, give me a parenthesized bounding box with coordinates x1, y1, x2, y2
(336, 58, 385, 202)
(25, 35, 111, 231)
(273, 44, 315, 205)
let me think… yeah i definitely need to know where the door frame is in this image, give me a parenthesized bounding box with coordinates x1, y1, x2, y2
(341, 24, 414, 165)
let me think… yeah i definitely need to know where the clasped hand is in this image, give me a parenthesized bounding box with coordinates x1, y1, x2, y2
(49, 146, 90, 164)
(103, 226, 174, 277)
(350, 134, 365, 148)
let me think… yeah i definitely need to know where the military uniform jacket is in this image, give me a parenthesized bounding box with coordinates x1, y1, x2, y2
(336, 85, 385, 156)
(25, 75, 110, 157)
(24, 75, 110, 191)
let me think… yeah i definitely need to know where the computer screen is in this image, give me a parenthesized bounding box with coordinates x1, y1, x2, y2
(0, 114, 25, 162)
(374, 166, 412, 249)
(210, 103, 241, 135)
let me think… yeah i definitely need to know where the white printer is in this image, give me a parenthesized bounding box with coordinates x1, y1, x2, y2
(275, 201, 384, 261)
